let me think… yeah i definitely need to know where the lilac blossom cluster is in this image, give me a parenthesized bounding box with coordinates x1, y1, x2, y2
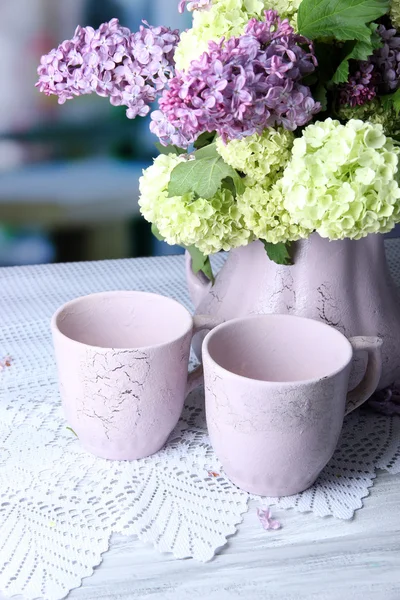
(339, 62, 376, 107)
(339, 23, 400, 107)
(178, 0, 212, 13)
(150, 10, 321, 147)
(372, 24, 400, 93)
(36, 19, 180, 119)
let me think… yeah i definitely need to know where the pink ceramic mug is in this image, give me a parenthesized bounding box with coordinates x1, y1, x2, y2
(51, 291, 217, 460)
(202, 314, 382, 497)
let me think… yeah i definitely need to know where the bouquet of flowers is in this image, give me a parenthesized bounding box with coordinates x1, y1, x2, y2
(37, 0, 400, 276)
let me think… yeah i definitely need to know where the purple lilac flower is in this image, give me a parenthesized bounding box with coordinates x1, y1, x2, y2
(150, 10, 321, 147)
(178, 0, 212, 12)
(371, 24, 400, 93)
(339, 62, 377, 107)
(37, 19, 180, 119)
(339, 22, 400, 107)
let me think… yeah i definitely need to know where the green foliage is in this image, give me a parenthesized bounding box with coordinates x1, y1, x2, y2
(155, 142, 186, 156)
(330, 24, 382, 85)
(381, 89, 400, 115)
(186, 245, 215, 282)
(193, 143, 219, 159)
(193, 131, 216, 149)
(151, 223, 164, 241)
(310, 42, 344, 111)
(220, 177, 237, 197)
(392, 91, 400, 114)
(153, 219, 214, 282)
(66, 427, 78, 437)
(168, 143, 244, 200)
(262, 241, 292, 265)
(313, 82, 329, 111)
(298, 0, 389, 43)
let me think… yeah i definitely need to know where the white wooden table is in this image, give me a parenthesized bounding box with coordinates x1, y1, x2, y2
(1, 244, 400, 600)
(28, 472, 393, 600)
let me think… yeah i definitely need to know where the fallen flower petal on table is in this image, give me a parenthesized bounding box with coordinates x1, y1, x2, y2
(0, 355, 12, 371)
(207, 470, 220, 478)
(257, 508, 281, 531)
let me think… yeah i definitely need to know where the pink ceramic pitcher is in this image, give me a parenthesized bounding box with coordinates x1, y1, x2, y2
(187, 233, 400, 391)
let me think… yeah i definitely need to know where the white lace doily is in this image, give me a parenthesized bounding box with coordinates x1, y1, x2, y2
(0, 248, 400, 600)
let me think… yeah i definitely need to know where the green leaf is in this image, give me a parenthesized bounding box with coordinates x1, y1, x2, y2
(168, 155, 241, 199)
(155, 142, 186, 156)
(195, 143, 245, 194)
(221, 174, 246, 197)
(186, 245, 214, 282)
(370, 22, 384, 50)
(298, 0, 389, 43)
(66, 426, 78, 438)
(330, 24, 383, 85)
(194, 142, 219, 159)
(151, 223, 164, 241)
(392, 89, 400, 114)
(262, 241, 292, 266)
(330, 54, 351, 84)
(193, 131, 216, 149)
(232, 173, 246, 196)
(221, 177, 237, 196)
(311, 41, 343, 107)
(381, 95, 393, 112)
(380, 88, 400, 115)
(314, 82, 328, 111)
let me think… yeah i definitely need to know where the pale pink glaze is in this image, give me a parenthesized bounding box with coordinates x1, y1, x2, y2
(51, 291, 210, 461)
(203, 314, 382, 496)
(187, 234, 400, 390)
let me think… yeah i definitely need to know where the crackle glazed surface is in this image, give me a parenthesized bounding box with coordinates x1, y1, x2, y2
(52, 291, 193, 460)
(203, 315, 360, 496)
(188, 234, 400, 390)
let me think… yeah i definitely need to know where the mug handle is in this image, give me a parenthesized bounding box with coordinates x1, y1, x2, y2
(186, 315, 222, 395)
(345, 336, 383, 415)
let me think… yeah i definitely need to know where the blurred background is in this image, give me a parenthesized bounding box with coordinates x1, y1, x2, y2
(0, 0, 191, 267)
(0, 1, 398, 268)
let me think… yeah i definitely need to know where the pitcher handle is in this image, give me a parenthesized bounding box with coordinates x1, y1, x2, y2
(345, 336, 383, 415)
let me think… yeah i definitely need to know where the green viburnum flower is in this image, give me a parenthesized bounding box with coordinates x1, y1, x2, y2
(336, 100, 400, 138)
(139, 153, 252, 255)
(216, 127, 294, 185)
(281, 118, 400, 240)
(391, 0, 400, 28)
(264, 0, 301, 26)
(175, 0, 300, 71)
(237, 180, 311, 243)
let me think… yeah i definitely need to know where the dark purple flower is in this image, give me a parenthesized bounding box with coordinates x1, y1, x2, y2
(371, 24, 400, 93)
(37, 19, 180, 119)
(339, 62, 377, 107)
(339, 22, 400, 107)
(151, 10, 320, 147)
